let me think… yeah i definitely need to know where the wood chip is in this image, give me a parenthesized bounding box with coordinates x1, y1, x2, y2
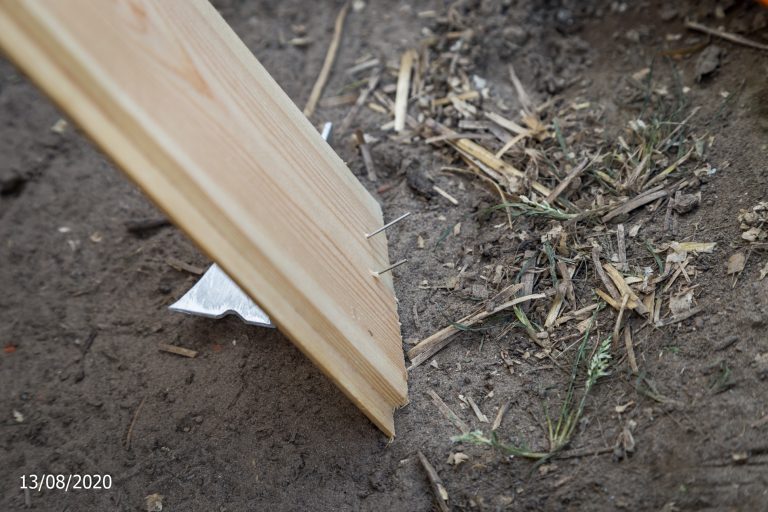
(158, 343, 198, 358)
(726, 252, 746, 274)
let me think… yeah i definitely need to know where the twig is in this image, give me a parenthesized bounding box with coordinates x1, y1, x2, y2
(354, 130, 377, 181)
(417, 451, 450, 512)
(686, 21, 768, 52)
(124, 396, 146, 450)
(303, 2, 350, 117)
(427, 389, 469, 434)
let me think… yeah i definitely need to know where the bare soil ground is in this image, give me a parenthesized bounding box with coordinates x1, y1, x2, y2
(2, 1, 768, 510)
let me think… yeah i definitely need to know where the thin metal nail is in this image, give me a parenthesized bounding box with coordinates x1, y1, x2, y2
(365, 212, 411, 239)
(374, 259, 408, 276)
(321, 122, 333, 142)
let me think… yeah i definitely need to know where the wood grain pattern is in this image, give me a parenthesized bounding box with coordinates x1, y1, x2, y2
(0, 0, 407, 436)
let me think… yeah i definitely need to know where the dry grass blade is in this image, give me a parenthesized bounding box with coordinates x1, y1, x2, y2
(508, 64, 534, 113)
(602, 263, 648, 316)
(546, 158, 589, 203)
(592, 247, 621, 300)
(425, 119, 554, 197)
(303, 2, 350, 117)
(485, 110, 529, 136)
(603, 189, 668, 223)
(643, 148, 694, 189)
(612, 295, 629, 346)
(655, 307, 703, 327)
(624, 327, 639, 375)
(407, 293, 545, 368)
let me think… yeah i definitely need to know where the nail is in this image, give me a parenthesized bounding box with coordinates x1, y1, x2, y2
(365, 212, 411, 239)
(373, 259, 408, 276)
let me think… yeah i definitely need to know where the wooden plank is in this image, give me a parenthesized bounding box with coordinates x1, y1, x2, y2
(0, 0, 407, 436)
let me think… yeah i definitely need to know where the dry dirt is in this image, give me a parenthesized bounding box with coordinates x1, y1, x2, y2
(2, 1, 768, 511)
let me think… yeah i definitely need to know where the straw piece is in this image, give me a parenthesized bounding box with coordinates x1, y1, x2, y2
(602, 263, 648, 316)
(158, 343, 198, 358)
(484, 111, 529, 136)
(491, 401, 511, 431)
(624, 327, 639, 375)
(394, 49, 416, 132)
(303, 2, 350, 117)
(466, 396, 489, 423)
(617, 224, 628, 272)
(427, 389, 469, 434)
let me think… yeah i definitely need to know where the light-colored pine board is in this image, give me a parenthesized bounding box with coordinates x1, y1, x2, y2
(0, 0, 407, 436)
